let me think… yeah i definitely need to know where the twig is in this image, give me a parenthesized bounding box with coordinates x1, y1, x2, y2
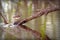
(0, 13, 8, 24)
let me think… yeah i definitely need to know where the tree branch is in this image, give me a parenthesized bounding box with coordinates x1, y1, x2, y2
(18, 25, 51, 40)
(0, 0, 8, 24)
(14, 6, 60, 25)
(0, 13, 8, 24)
(13, 6, 60, 40)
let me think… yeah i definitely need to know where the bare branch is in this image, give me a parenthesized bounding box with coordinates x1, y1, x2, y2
(0, 13, 8, 24)
(13, 6, 60, 40)
(15, 6, 60, 25)
(0, 1, 8, 24)
(18, 25, 51, 40)
(15, 6, 60, 40)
